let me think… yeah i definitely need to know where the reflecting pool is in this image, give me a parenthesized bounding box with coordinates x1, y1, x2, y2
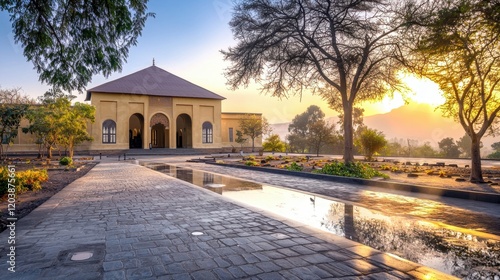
(143, 163, 500, 278)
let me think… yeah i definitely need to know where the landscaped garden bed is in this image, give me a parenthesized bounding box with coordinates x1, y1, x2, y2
(209, 155, 500, 200)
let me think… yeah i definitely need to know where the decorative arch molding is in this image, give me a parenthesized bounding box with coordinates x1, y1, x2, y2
(150, 113, 169, 128)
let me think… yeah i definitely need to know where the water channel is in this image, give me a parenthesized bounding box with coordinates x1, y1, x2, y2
(142, 162, 500, 279)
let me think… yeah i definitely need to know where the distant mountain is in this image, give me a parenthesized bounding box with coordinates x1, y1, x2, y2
(363, 103, 463, 146)
(270, 103, 495, 154)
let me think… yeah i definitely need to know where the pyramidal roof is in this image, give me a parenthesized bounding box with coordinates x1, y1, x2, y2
(86, 65, 225, 101)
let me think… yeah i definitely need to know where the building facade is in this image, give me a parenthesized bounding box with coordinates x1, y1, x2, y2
(5, 65, 262, 154)
(85, 65, 261, 151)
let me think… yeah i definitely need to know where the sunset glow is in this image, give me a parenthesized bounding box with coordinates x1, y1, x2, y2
(362, 73, 445, 116)
(401, 73, 446, 106)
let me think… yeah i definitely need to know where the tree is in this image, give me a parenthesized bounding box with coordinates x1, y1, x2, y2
(403, 0, 500, 182)
(23, 96, 94, 158)
(438, 137, 460, 158)
(222, 0, 417, 164)
(239, 114, 270, 152)
(358, 128, 387, 161)
(0, 87, 33, 159)
(0, 1, 154, 92)
(456, 133, 482, 158)
(492, 142, 500, 152)
(262, 134, 285, 153)
(487, 142, 500, 159)
(339, 107, 367, 155)
(0, 104, 29, 159)
(413, 142, 438, 158)
(235, 130, 247, 150)
(58, 102, 95, 158)
(308, 120, 335, 156)
(288, 105, 325, 153)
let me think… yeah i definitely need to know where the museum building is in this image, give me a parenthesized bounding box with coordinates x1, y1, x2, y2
(8, 65, 261, 153)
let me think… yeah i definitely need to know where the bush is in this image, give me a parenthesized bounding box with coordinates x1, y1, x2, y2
(314, 161, 389, 179)
(487, 151, 500, 159)
(0, 167, 48, 196)
(59, 157, 73, 166)
(17, 169, 48, 191)
(246, 155, 256, 161)
(245, 160, 259, 166)
(286, 162, 303, 171)
(265, 155, 277, 162)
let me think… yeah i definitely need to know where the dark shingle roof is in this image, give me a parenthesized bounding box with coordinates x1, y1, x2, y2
(86, 66, 225, 101)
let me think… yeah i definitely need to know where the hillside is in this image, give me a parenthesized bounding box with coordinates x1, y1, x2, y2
(270, 103, 495, 154)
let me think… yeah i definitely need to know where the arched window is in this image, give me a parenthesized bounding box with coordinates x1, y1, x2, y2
(202, 122, 213, 144)
(102, 120, 116, 144)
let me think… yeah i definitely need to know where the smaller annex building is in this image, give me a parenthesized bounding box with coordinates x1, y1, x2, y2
(84, 65, 261, 151)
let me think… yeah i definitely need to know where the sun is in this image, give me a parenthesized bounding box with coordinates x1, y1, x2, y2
(400, 73, 446, 106)
(360, 72, 446, 116)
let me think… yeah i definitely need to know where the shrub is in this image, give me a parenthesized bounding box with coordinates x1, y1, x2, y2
(265, 155, 276, 162)
(245, 160, 259, 166)
(59, 157, 73, 166)
(314, 162, 389, 179)
(246, 155, 256, 161)
(17, 169, 48, 191)
(0, 167, 48, 196)
(286, 162, 303, 171)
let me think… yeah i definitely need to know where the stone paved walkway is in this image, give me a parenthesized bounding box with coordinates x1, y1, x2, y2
(0, 162, 457, 279)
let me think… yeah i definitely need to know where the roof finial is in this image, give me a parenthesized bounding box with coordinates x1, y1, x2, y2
(153, 58, 155, 66)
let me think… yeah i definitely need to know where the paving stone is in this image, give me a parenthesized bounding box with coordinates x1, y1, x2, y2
(126, 267, 153, 279)
(342, 259, 385, 274)
(255, 261, 282, 272)
(191, 270, 218, 280)
(227, 266, 249, 278)
(103, 260, 123, 271)
(257, 272, 287, 280)
(103, 270, 126, 280)
(195, 258, 218, 270)
(213, 267, 235, 280)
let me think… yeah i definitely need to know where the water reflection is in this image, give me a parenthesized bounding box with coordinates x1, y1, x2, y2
(143, 163, 500, 278)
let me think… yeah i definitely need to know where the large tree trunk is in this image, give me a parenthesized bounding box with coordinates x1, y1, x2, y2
(69, 143, 74, 158)
(343, 104, 354, 164)
(469, 135, 484, 183)
(47, 146, 52, 159)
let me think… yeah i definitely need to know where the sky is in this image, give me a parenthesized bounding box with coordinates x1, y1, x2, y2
(0, 0, 445, 124)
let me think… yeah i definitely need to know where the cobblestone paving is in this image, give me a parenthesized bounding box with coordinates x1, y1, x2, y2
(0, 162, 457, 279)
(170, 160, 500, 235)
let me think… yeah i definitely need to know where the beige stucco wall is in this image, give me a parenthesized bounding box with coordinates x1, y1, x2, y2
(5, 95, 264, 153)
(221, 113, 263, 150)
(3, 118, 39, 153)
(87, 92, 224, 150)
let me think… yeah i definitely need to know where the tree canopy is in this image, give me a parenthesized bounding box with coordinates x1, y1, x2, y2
(0, 87, 32, 159)
(223, 0, 417, 163)
(0, 0, 154, 92)
(402, 0, 500, 182)
(262, 134, 286, 153)
(23, 95, 94, 158)
(358, 128, 387, 161)
(238, 114, 270, 152)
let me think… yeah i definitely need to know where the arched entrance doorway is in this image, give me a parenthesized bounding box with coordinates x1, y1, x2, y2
(129, 113, 144, 149)
(150, 113, 169, 148)
(176, 114, 192, 148)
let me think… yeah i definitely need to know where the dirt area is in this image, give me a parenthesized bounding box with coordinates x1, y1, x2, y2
(230, 155, 500, 194)
(0, 161, 97, 233)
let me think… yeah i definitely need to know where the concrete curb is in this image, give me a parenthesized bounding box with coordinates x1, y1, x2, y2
(206, 162, 500, 204)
